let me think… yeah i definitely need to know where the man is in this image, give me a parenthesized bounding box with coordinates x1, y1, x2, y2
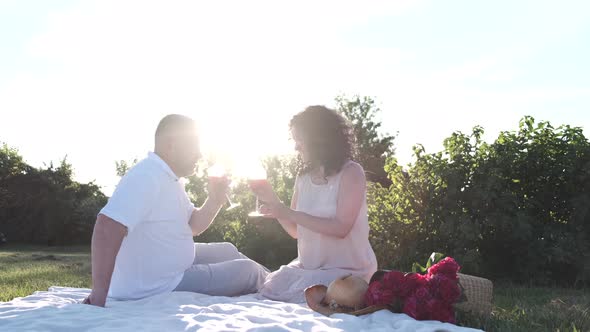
(84, 114, 268, 307)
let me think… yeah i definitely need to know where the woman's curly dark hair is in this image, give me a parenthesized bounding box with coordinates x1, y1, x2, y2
(290, 105, 357, 177)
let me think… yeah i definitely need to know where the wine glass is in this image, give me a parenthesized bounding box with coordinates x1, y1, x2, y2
(207, 163, 241, 211)
(245, 162, 269, 218)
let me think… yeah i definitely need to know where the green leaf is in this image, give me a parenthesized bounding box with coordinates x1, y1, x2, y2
(426, 252, 446, 269)
(412, 262, 427, 273)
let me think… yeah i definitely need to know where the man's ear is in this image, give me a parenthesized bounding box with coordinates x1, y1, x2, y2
(163, 136, 176, 153)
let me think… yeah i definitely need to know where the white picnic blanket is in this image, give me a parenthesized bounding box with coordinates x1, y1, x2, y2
(0, 287, 483, 332)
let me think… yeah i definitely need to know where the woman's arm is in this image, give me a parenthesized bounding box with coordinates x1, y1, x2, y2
(275, 180, 299, 239)
(258, 163, 366, 239)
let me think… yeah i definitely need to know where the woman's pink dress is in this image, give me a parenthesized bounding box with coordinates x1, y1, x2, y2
(258, 161, 378, 303)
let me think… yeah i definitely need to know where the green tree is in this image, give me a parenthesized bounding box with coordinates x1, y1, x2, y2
(115, 158, 139, 177)
(371, 116, 590, 285)
(335, 95, 396, 186)
(0, 142, 31, 180)
(0, 145, 107, 245)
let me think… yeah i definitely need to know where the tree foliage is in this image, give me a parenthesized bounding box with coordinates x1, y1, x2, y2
(335, 95, 396, 186)
(115, 158, 138, 178)
(4, 99, 589, 287)
(370, 117, 590, 285)
(0, 143, 107, 245)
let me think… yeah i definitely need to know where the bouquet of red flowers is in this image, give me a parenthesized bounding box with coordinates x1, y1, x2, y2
(364, 253, 463, 323)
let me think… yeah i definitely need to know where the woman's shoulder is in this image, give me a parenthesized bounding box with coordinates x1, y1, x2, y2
(340, 160, 365, 181)
(294, 172, 309, 189)
(342, 160, 364, 173)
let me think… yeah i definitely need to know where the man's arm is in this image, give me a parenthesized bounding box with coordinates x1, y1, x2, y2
(188, 177, 228, 236)
(83, 214, 127, 307)
(188, 198, 225, 236)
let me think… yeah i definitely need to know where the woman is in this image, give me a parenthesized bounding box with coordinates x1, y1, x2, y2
(251, 105, 377, 303)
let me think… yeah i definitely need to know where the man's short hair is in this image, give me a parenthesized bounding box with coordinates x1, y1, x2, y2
(155, 114, 198, 138)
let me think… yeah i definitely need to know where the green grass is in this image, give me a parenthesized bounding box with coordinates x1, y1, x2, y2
(1, 245, 589, 331)
(457, 284, 589, 331)
(0, 244, 91, 302)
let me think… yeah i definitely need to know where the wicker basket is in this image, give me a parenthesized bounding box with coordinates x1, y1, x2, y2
(454, 273, 493, 317)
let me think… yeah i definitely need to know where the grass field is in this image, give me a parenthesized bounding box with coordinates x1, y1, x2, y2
(0, 244, 91, 303)
(1, 244, 588, 331)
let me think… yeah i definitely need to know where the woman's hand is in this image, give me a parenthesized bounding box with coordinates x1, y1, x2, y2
(259, 200, 290, 220)
(248, 179, 280, 204)
(248, 180, 290, 219)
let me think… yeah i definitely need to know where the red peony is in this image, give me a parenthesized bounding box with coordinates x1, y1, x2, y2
(427, 257, 460, 279)
(429, 274, 461, 304)
(365, 280, 394, 306)
(381, 270, 406, 298)
(425, 298, 455, 323)
(399, 273, 428, 298)
(365, 254, 462, 324)
(402, 295, 418, 319)
(428, 300, 455, 323)
(413, 286, 431, 303)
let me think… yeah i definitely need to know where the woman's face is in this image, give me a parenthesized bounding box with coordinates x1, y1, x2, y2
(291, 128, 309, 163)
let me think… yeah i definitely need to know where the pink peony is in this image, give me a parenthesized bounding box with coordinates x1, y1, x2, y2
(427, 257, 460, 279)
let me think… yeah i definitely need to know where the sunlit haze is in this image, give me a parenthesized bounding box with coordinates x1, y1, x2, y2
(1, 0, 589, 195)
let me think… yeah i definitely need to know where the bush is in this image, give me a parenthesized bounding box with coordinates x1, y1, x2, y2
(370, 117, 590, 285)
(0, 144, 107, 245)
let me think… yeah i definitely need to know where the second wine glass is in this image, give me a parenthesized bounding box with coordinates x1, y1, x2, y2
(207, 163, 241, 211)
(245, 161, 269, 218)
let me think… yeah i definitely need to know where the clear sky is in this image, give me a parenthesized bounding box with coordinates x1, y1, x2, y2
(1, 0, 589, 195)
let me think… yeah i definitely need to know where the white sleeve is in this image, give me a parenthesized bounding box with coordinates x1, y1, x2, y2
(99, 170, 160, 232)
(183, 191, 195, 222)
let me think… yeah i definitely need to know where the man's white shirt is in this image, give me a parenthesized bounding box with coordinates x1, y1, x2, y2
(100, 152, 195, 300)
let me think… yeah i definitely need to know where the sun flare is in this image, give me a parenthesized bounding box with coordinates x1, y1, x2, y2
(198, 110, 293, 178)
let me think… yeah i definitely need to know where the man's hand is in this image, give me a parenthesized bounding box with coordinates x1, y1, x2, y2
(82, 290, 108, 307)
(207, 176, 230, 206)
(189, 177, 231, 236)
